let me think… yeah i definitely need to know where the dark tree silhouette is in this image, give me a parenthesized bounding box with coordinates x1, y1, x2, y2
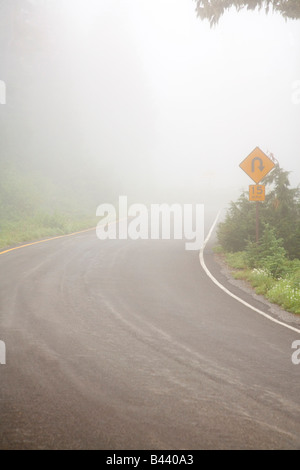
(194, 0, 300, 26)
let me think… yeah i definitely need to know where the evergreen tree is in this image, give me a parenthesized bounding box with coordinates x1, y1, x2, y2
(217, 165, 300, 259)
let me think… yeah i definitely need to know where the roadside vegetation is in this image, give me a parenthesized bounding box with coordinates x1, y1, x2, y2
(0, 164, 98, 250)
(216, 164, 300, 314)
(0, 214, 97, 250)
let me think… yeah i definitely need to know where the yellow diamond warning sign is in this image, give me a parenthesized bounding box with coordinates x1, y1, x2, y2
(240, 147, 275, 183)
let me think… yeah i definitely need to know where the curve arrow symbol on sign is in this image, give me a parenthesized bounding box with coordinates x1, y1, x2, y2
(251, 157, 265, 173)
(240, 147, 275, 183)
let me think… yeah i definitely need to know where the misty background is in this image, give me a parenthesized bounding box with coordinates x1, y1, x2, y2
(0, 0, 299, 238)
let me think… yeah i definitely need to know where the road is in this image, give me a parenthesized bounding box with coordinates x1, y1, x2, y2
(0, 226, 300, 449)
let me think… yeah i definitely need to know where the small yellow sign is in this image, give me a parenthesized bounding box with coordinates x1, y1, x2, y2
(240, 147, 275, 183)
(249, 185, 265, 202)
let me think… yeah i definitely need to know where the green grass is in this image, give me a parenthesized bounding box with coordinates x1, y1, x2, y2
(220, 249, 300, 315)
(0, 212, 98, 250)
(0, 164, 103, 250)
(212, 244, 224, 254)
(225, 251, 247, 270)
(266, 278, 300, 314)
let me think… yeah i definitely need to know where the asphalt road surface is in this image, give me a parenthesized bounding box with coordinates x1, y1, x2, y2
(0, 227, 300, 449)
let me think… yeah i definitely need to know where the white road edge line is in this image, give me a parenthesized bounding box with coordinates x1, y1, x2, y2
(199, 210, 300, 335)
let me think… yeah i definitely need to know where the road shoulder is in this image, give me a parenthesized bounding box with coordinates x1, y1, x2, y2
(203, 241, 300, 332)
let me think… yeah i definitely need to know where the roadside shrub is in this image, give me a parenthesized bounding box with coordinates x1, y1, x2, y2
(248, 268, 275, 294)
(266, 279, 300, 314)
(244, 224, 287, 278)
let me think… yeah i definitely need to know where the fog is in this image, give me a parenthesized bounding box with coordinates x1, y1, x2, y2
(1, 0, 299, 217)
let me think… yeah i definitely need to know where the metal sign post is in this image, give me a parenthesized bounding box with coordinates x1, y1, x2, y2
(256, 201, 259, 243)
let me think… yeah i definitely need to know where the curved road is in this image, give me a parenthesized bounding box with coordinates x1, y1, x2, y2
(0, 228, 300, 449)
